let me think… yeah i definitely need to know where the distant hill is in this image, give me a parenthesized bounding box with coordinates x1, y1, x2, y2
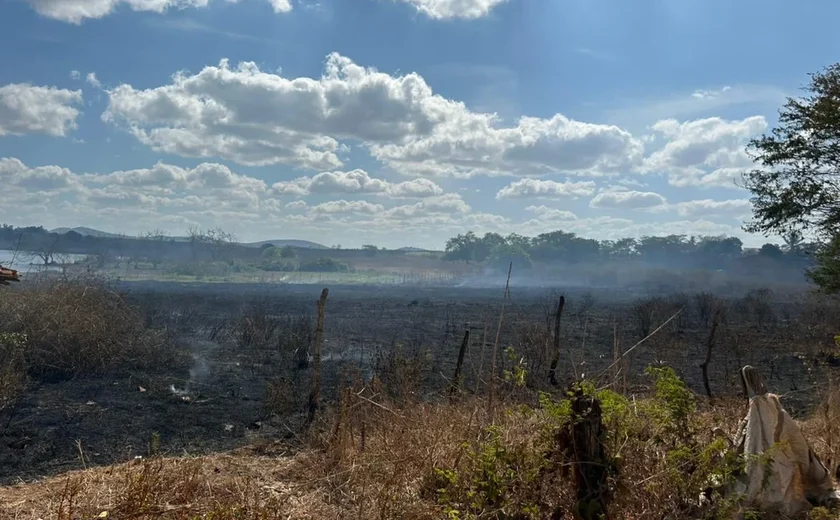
(243, 239, 328, 249)
(51, 226, 122, 238)
(396, 246, 429, 252)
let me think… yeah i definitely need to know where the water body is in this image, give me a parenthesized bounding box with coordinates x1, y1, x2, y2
(0, 249, 88, 272)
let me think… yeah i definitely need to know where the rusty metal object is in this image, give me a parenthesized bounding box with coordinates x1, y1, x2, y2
(0, 265, 20, 286)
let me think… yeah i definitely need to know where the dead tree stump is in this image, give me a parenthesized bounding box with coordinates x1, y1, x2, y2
(548, 296, 566, 386)
(449, 328, 470, 399)
(564, 387, 610, 520)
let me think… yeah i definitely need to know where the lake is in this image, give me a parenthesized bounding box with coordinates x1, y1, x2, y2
(0, 249, 88, 272)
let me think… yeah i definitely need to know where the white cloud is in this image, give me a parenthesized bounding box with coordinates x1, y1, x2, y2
(643, 116, 766, 188)
(70, 70, 81, 80)
(0, 157, 80, 192)
(265, 0, 292, 12)
(371, 112, 644, 178)
(103, 53, 643, 177)
(496, 178, 596, 199)
(309, 200, 385, 215)
(525, 205, 577, 221)
(0, 83, 83, 137)
(396, 0, 508, 19)
(102, 53, 458, 169)
(666, 198, 752, 217)
(0, 157, 484, 248)
(86, 73, 102, 89)
(691, 86, 732, 100)
(384, 193, 471, 218)
(24, 0, 509, 23)
(1, 156, 764, 249)
(590, 190, 667, 209)
(271, 169, 443, 198)
(667, 167, 745, 190)
(23, 0, 295, 23)
(285, 200, 307, 210)
(24, 0, 212, 23)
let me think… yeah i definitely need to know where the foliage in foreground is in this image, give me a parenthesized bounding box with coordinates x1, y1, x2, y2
(1, 366, 840, 519)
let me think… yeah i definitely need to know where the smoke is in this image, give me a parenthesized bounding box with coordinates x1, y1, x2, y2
(170, 338, 218, 397)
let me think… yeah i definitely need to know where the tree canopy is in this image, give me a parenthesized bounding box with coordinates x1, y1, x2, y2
(742, 63, 840, 291)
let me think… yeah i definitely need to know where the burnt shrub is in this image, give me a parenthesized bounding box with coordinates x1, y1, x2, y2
(0, 276, 185, 379)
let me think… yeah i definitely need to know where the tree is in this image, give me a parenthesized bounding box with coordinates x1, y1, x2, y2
(473, 232, 507, 262)
(24, 233, 60, 266)
(488, 243, 532, 271)
(204, 227, 238, 262)
(187, 225, 204, 261)
(758, 243, 785, 260)
(141, 229, 170, 269)
(741, 64, 840, 290)
(362, 244, 379, 257)
(780, 229, 804, 254)
(444, 231, 480, 262)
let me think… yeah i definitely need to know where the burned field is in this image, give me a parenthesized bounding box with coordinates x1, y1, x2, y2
(0, 279, 838, 486)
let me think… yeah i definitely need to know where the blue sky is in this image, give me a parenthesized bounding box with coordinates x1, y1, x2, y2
(1, 0, 839, 249)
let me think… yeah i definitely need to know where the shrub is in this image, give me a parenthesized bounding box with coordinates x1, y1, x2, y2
(0, 332, 27, 412)
(298, 257, 351, 273)
(0, 276, 184, 379)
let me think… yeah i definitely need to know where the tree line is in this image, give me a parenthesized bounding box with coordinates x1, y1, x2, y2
(442, 230, 814, 271)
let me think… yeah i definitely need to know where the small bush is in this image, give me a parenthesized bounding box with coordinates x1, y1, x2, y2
(298, 257, 352, 273)
(0, 276, 184, 379)
(0, 332, 27, 412)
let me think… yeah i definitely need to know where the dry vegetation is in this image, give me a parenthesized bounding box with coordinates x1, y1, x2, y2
(0, 277, 839, 519)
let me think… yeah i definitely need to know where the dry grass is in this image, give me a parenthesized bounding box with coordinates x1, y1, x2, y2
(0, 387, 839, 519)
(0, 449, 332, 519)
(0, 276, 186, 379)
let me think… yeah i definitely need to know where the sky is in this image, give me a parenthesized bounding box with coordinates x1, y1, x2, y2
(1, 0, 839, 250)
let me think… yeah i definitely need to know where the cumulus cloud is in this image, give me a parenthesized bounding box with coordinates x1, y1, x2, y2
(589, 190, 667, 210)
(86, 73, 102, 88)
(496, 178, 596, 199)
(397, 0, 508, 19)
(0, 83, 83, 137)
(371, 112, 644, 178)
(0, 157, 80, 192)
(0, 157, 485, 247)
(643, 116, 766, 188)
(23, 0, 296, 23)
(525, 205, 577, 221)
(25, 0, 506, 24)
(102, 53, 644, 176)
(24, 0, 212, 23)
(271, 169, 443, 198)
(309, 200, 385, 215)
(666, 198, 752, 217)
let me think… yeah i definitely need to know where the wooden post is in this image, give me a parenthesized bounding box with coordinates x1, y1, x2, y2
(307, 288, 329, 425)
(487, 262, 512, 417)
(700, 306, 722, 400)
(548, 296, 566, 386)
(449, 328, 470, 399)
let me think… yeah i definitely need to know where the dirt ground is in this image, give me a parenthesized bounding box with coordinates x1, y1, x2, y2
(1, 280, 838, 486)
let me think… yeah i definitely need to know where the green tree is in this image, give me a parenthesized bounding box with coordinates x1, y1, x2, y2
(488, 243, 532, 271)
(758, 243, 785, 260)
(741, 64, 840, 290)
(444, 231, 480, 262)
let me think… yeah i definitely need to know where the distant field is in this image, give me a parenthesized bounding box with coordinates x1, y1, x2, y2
(98, 267, 461, 285)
